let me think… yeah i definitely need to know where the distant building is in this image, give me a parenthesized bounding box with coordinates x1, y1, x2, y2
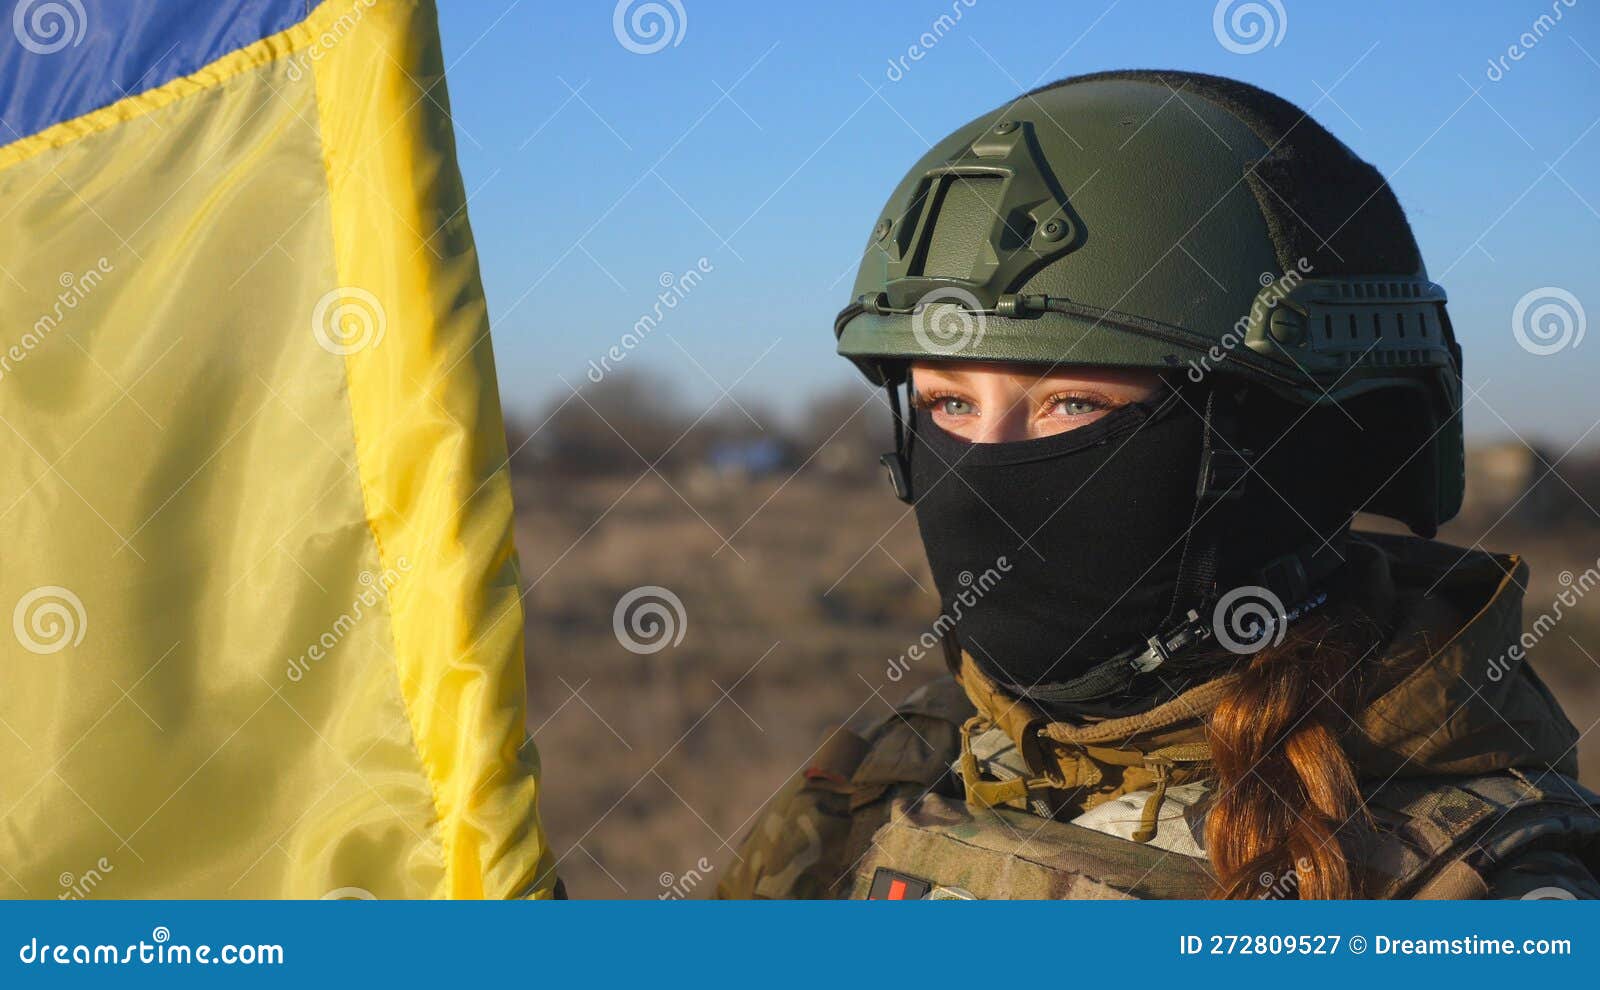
(706, 438, 790, 478)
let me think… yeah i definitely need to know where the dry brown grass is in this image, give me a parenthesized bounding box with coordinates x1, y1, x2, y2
(514, 472, 1600, 899)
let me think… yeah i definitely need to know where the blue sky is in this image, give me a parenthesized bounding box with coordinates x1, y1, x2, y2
(437, 0, 1599, 445)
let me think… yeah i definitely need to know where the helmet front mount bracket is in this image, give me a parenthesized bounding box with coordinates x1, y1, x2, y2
(871, 119, 1083, 313)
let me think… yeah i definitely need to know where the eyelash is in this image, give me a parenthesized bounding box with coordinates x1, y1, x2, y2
(912, 390, 966, 412)
(913, 390, 1115, 417)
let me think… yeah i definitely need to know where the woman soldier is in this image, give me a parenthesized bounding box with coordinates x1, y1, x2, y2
(718, 71, 1600, 900)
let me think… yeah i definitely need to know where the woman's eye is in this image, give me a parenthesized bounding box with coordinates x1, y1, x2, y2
(935, 396, 975, 417)
(1050, 396, 1102, 417)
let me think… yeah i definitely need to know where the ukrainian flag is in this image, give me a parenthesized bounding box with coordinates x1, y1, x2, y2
(0, 1, 553, 898)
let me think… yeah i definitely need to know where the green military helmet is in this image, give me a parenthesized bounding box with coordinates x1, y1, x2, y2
(835, 70, 1463, 535)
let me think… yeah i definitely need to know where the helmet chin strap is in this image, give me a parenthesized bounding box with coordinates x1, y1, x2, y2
(879, 381, 915, 504)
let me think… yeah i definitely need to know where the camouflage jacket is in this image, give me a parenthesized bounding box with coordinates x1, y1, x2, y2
(716, 534, 1600, 900)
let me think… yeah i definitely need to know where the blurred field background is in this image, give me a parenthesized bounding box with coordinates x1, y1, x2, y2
(506, 373, 1600, 899)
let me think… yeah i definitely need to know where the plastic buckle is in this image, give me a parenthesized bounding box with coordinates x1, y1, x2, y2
(880, 452, 913, 504)
(1128, 609, 1207, 674)
(1197, 446, 1254, 502)
(1255, 552, 1310, 606)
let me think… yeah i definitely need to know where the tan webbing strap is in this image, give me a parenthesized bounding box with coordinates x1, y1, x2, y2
(958, 716, 1049, 809)
(956, 652, 1218, 815)
(1411, 859, 1490, 900)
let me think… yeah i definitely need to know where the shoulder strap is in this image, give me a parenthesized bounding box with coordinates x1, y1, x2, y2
(849, 793, 1216, 900)
(1358, 770, 1600, 899)
(848, 675, 973, 804)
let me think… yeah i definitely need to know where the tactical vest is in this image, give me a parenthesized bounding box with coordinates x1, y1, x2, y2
(824, 678, 1600, 900)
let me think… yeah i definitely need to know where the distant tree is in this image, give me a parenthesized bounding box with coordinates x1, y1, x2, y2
(517, 370, 693, 478)
(795, 383, 895, 484)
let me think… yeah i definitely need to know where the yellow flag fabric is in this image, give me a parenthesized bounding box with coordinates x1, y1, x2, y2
(0, 0, 553, 898)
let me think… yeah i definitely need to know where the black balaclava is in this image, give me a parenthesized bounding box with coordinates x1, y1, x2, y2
(907, 380, 1357, 703)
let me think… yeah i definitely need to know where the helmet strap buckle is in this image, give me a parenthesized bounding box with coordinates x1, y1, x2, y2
(880, 451, 913, 504)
